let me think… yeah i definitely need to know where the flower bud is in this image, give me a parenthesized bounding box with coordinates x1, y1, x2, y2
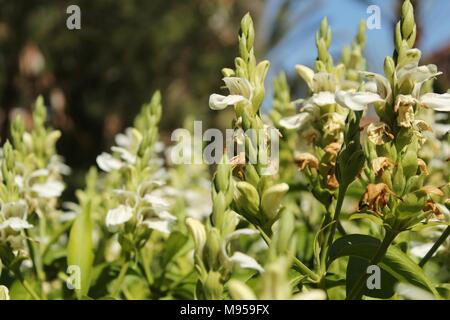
(261, 183, 289, 222)
(234, 181, 260, 219)
(186, 218, 206, 258)
(205, 228, 221, 270)
(204, 271, 223, 300)
(384, 56, 395, 85)
(228, 280, 256, 300)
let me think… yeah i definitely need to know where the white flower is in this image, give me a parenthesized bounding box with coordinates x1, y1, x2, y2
(142, 193, 170, 210)
(420, 93, 450, 112)
(229, 252, 264, 273)
(310, 91, 335, 106)
(186, 218, 207, 255)
(279, 113, 310, 130)
(335, 90, 384, 111)
(0, 217, 33, 231)
(295, 65, 336, 93)
(31, 179, 64, 198)
(105, 205, 133, 230)
(154, 210, 177, 222)
(141, 219, 172, 234)
(221, 228, 264, 273)
(111, 146, 136, 165)
(96, 152, 123, 172)
(338, 62, 450, 113)
(209, 77, 253, 110)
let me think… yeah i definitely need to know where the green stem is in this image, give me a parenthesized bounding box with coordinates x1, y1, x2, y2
(346, 229, 398, 300)
(319, 186, 347, 276)
(256, 226, 319, 283)
(419, 226, 450, 267)
(15, 270, 42, 300)
(111, 261, 129, 299)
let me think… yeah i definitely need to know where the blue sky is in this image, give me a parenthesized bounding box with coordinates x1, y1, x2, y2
(259, 0, 450, 109)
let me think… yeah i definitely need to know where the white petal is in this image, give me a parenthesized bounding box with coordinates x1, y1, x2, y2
(209, 94, 247, 110)
(295, 65, 315, 91)
(143, 194, 170, 209)
(141, 218, 172, 234)
(30, 168, 49, 178)
(31, 180, 65, 198)
(360, 71, 392, 101)
(279, 113, 310, 129)
(14, 175, 24, 190)
(409, 242, 434, 259)
(311, 91, 335, 106)
(111, 146, 136, 164)
(420, 93, 450, 112)
(96, 152, 123, 172)
(335, 90, 384, 111)
(155, 210, 177, 222)
(222, 77, 253, 98)
(225, 228, 259, 242)
(105, 205, 133, 229)
(0, 217, 33, 231)
(229, 252, 264, 273)
(115, 130, 131, 148)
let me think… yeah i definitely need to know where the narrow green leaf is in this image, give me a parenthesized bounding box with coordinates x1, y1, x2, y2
(329, 234, 439, 297)
(67, 201, 94, 299)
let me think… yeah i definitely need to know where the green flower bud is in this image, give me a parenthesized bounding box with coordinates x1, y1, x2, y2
(205, 228, 221, 270)
(401, 0, 415, 40)
(186, 218, 207, 259)
(212, 192, 227, 228)
(234, 181, 260, 219)
(395, 22, 402, 52)
(384, 56, 396, 85)
(228, 280, 256, 300)
(214, 158, 231, 192)
(204, 271, 223, 300)
(243, 164, 260, 187)
(357, 20, 366, 47)
(261, 183, 289, 222)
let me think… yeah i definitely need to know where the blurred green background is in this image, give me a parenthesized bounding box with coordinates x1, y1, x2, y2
(0, 0, 263, 193)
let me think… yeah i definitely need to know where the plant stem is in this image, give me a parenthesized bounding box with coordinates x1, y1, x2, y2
(15, 269, 42, 300)
(256, 225, 319, 282)
(319, 186, 347, 276)
(20, 278, 42, 300)
(327, 187, 347, 252)
(346, 229, 398, 300)
(419, 226, 450, 267)
(111, 261, 129, 299)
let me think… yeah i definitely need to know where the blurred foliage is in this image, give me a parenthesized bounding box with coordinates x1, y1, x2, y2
(0, 0, 262, 194)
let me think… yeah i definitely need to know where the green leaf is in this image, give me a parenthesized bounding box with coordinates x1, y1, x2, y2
(328, 234, 439, 298)
(349, 213, 384, 226)
(160, 231, 188, 268)
(67, 200, 94, 299)
(346, 256, 396, 299)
